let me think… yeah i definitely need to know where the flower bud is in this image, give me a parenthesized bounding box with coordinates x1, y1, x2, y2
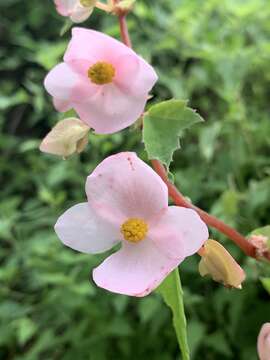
(248, 234, 269, 257)
(198, 239, 245, 289)
(257, 323, 270, 360)
(40, 118, 90, 158)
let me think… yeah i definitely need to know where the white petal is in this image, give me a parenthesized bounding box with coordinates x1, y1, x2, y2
(55, 203, 120, 253)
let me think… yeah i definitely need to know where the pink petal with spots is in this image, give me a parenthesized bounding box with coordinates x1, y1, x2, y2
(55, 203, 120, 254)
(149, 206, 209, 260)
(85, 152, 168, 226)
(93, 240, 181, 296)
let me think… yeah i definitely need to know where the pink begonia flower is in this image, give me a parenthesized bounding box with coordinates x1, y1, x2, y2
(257, 323, 270, 360)
(44, 28, 158, 134)
(54, 0, 96, 23)
(54, 152, 208, 296)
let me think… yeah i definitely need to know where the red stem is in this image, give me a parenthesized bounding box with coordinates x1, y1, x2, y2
(151, 160, 256, 258)
(117, 14, 269, 260)
(118, 15, 132, 48)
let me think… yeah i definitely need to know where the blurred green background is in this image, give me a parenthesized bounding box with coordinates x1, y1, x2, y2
(1, 0, 270, 359)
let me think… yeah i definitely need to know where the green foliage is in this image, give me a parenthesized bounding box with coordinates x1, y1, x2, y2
(158, 269, 190, 360)
(143, 99, 203, 168)
(1, 0, 270, 359)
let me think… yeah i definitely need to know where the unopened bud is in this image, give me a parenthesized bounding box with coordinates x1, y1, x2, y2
(198, 239, 245, 289)
(40, 118, 90, 158)
(249, 234, 269, 257)
(257, 323, 270, 360)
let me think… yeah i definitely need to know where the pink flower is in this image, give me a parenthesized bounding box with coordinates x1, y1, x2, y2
(44, 28, 158, 134)
(54, 0, 96, 23)
(54, 152, 208, 296)
(258, 323, 270, 360)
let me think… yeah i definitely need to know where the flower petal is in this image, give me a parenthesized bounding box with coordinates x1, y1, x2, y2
(70, 5, 94, 23)
(257, 323, 270, 360)
(44, 62, 79, 101)
(93, 240, 181, 296)
(149, 206, 208, 259)
(44, 62, 97, 104)
(54, 0, 78, 16)
(53, 98, 72, 112)
(75, 83, 147, 133)
(54, 0, 94, 23)
(115, 53, 158, 97)
(64, 27, 132, 65)
(55, 202, 120, 253)
(86, 152, 168, 226)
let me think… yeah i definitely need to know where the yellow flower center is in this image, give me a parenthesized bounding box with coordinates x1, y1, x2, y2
(121, 218, 148, 243)
(88, 61, 115, 85)
(80, 0, 95, 7)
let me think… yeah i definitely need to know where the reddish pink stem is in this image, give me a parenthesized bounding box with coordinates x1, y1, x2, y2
(151, 160, 257, 258)
(117, 14, 269, 260)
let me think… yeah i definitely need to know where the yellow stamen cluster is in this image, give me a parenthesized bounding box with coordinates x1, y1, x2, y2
(80, 0, 96, 7)
(88, 61, 115, 85)
(121, 218, 148, 243)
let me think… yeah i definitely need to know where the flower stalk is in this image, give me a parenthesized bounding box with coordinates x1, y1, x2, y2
(116, 10, 270, 262)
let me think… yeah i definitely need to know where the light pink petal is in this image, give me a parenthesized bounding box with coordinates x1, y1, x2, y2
(93, 240, 181, 296)
(70, 5, 93, 23)
(86, 152, 168, 226)
(149, 206, 208, 259)
(258, 323, 270, 360)
(115, 53, 158, 96)
(54, 0, 93, 23)
(54, 0, 77, 16)
(67, 58, 92, 76)
(53, 98, 72, 112)
(71, 78, 99, 102)
(64, 27, 134, 66)
(44, 62, 79, 101)
(44, 62, 97, 104)
(75, 83, 147, 133)
(55, 203, 120, 254)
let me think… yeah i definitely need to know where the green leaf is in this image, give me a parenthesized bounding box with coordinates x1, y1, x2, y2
(143, 99, 204, 168)
(260, 277, 270, 295)
(158, 269, 190, 360)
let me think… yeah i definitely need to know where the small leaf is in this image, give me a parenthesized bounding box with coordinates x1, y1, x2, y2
(143, 99, 204, 168)
(157, 269, 190, 360)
